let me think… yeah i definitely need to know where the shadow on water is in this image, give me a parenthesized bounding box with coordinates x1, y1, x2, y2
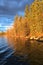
(0, 36, 43, 65)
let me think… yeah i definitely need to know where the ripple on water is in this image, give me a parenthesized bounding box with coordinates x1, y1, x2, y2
(0, 36, 14, 65)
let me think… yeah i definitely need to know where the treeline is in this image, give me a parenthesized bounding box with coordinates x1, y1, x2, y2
(6, 0, 43, 41)
(0, 32, 5, 36)
(6, 1, 43, 64)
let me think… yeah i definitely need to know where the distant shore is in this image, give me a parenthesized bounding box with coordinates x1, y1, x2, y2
(0, 32, 6, 36)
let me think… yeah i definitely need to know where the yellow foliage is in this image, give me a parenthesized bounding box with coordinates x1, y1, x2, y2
(6, 0, 43, 40)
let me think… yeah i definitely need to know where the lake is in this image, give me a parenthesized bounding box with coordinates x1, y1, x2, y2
(0, 36, 43, 65)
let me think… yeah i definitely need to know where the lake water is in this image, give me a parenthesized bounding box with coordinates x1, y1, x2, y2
(0, 36, 43, 65)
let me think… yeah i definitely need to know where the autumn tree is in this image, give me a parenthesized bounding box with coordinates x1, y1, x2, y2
(25, 5, 29, 17)
(28, 0, 43, 37)
(14, 16, 30, 37)
(6, 0, 43, 40)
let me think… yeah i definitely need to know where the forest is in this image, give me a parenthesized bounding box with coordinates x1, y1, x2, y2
(5, 1, 43, 64)
(6, 0, 43, 40)
(0, 0, 43, 65)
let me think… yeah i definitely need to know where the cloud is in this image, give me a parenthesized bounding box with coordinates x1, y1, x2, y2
(0, 16, 13, 31)
(0, 0, 34, 31)
(0, 21, 13, 32)
(0, 0, 34, 16)
(0, 26, 12, 32)
(0, 24, 2, 27)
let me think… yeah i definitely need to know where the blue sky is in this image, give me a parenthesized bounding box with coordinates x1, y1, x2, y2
(0, 0, 34, 32)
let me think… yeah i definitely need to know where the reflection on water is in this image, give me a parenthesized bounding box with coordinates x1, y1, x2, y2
(0, 36, 14, 65)
(0, 36, 43, 65)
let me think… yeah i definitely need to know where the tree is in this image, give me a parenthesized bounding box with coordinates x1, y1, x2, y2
(29, 0, 43, 37)
(25, 5, 29, 18)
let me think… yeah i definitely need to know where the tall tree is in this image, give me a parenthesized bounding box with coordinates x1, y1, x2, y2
(25, 5, 29, 18)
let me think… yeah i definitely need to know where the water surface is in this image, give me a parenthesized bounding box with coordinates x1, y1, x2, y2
(0, 36, 43, 65)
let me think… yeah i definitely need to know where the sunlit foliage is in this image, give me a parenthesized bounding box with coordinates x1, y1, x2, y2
(5, 0, 43, 41)
(5, 1, 43, 64)
(24, 0, 43, 37)
(6, 0, 43, 41)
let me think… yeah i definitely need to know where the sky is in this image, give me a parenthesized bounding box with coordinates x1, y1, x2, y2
(0, 0, 34, 32)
